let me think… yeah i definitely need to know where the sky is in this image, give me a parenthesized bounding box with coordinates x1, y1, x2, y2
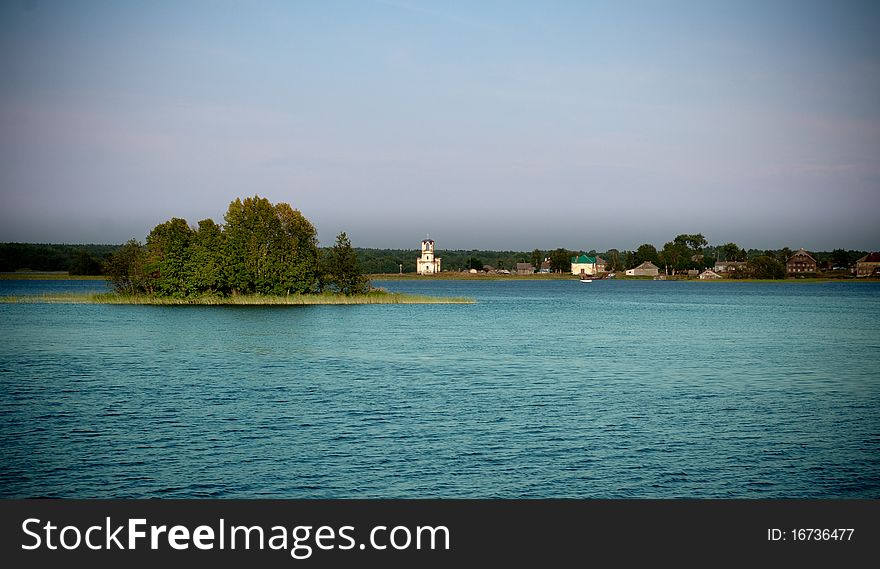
(1, 0, 878, 251)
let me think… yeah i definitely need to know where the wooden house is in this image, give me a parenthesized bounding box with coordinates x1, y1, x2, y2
(786, 248, 816, 276)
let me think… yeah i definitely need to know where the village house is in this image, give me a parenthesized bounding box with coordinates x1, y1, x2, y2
(539, 258, 551, 273)
(699, 269, 722, 280)
(416, 238, 441, 275)
(714, 260, 748, 274)
(786, 248, 816, 276)
(571, 254, 597, 277)
(516, 263, 534, 275)
(595, 256, 607, 273)
(855, 252, 880, 277)
(625, 261, 660, 277)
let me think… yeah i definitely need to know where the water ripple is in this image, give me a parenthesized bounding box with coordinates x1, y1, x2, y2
(1, 279, 879, 498)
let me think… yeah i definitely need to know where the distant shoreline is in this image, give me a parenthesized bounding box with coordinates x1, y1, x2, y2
(0, 272, 107, 280)
(368, 273, 876, 283)
(0, 292, 474, 305)
(2, 271, 876, 285)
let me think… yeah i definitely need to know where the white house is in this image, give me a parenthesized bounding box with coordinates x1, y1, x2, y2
(571, 254, 596, 276)
(416, 239, 441, 275)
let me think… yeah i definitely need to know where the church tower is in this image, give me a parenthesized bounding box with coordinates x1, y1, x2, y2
(416, 238, 442, 274)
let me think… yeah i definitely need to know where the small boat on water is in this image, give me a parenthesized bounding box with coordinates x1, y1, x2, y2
(580, 276, 592, 283)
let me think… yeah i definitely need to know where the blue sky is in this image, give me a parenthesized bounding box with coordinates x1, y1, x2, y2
(1, 0, 878, 250)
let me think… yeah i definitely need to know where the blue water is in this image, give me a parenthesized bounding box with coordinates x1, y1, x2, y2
(1, 279, 878, 498)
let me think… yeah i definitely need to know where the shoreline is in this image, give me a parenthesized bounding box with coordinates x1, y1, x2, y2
(370, 273, 876, 283)
(0, 292, 475, 305)
(0, 272, 107, 280)
(2, 272, 876, 285)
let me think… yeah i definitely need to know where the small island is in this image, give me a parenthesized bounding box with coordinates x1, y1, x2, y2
(1, 196, 473, 306)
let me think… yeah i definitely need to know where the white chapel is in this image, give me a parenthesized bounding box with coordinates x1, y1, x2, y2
(416, 238, 442, 275)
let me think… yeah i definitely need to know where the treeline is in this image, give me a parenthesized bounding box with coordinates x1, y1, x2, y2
(354, 233, 868, 278)
(4, 234, 869, 280)
(105, 196, 369, 297)
(0, 243, 116, 274)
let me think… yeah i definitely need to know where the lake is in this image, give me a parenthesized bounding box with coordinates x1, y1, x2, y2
(1, 278, 878, 498)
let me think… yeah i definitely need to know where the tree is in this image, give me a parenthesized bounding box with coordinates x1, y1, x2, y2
(275, 202, 320, 294)
(145, 217, 193, 296)
(659, 234, 708, 273)
(631, 243, 659, 268)
(530, 249, 543, 268)
(660, 240, 689, 273)
(183, 219, 226, 295)
(718, 242, 746, 262)
(324, 232, 370, 295)
(549, 248, 573, 273)
(69, 249, 103, 275)
(748, 255, 785, 279)
(604, 249, 623, 272)
(779, 247, 793, 263)
(223, 196, 320, 295)
(830, 249, 850, 268)
(679, 233, 707, 253)
(105, 239, 148, 294)
(224, 196, 277, 294)
(466, 257, 484, 271)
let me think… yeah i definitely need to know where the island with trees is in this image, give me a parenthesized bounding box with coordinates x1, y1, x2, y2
(1, 196, 472, 305)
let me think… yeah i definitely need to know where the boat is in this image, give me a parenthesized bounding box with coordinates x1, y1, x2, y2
(580, 276, 592, 283)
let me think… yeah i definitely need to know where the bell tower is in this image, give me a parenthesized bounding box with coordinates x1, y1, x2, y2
(416, 238, 441, 274)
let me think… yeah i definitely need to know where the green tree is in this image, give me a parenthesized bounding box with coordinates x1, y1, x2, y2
(830, 249, 850, 268)
(679, 233, 707, 253)
(466, 257, 484, 271)
(145, 217, 193, 296)
(324, 231, 370, 295)
(779, 247, 793, 263)
(183, 219, 226, 295)
(748, 255, 785, 279)
(275, 202, 320, 294)
(105, 239, 148, 294)
(530, 249, 543, 268)
(223, 196, 277, 294)
(631, 243, 659, 268)
(223, 196, 320, 295)
(604, 249, 623, 272)
(549, 248, 573, 273)
(659, 240, 688, 273)
(718, 242, 746, 262)
(659, 234, 708, 273)
(69, 249, 103, 275)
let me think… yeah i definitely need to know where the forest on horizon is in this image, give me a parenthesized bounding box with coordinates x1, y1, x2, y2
(1, 240, 869, 277)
